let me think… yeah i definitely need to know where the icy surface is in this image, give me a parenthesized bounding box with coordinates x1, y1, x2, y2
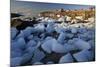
(59, 53, 74, 63)
(73, 49, 94, 62)
(11, 27, 18, 39)
(11, 17, 95, 66)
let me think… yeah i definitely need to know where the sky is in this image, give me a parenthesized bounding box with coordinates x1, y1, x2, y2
(11, 0, 95, 17)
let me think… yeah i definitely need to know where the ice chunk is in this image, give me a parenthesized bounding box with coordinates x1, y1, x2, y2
(34, 23, 45, 32)
(66, 33, 74, 38)
(73, 49, 94, 62)
(33, 62, 43, 65)
(11, 51, 22, 58)
(22, 27, 33, 37)
(74, 39, 91, 50)
(46, 22, 55, 33)
(64, 44, 78, 52)
(11, 27, 18, 39)
(88, 40, 95, 49)
(57, 32, 66, 43)
(47, 18, 56, 23)
(21, 52, 33, 64)
(78, 28, 87, 33)
(58, 16, 66, 22)
(27, 35, 33, 40)
(45, 36, 54, 41)
(11, 37, 26, 50)
(16, 31, 24, 38)
(17, 37, 26, 49)
(26, 39, 37, 48)
(11, 57, 22, 66)
(52, 40, 68, 53)
(41, 39, 54, 53)
(31, 49, 45, 63)
(47, 61, 54, 64)
(59, 53, 74, 63)
(16, 27, 33, 39)
(25, 46, 36, 53)
(71, 28, 77, 34)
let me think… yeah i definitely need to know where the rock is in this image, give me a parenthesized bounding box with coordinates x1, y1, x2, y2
(11, 27, 18, 39)
(11, 57, 22, 66)
(73, 49, 94, 62)
(31, 49, 45, 63)
(74, 39, 91, 50)
(59, 53, 74, 63)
